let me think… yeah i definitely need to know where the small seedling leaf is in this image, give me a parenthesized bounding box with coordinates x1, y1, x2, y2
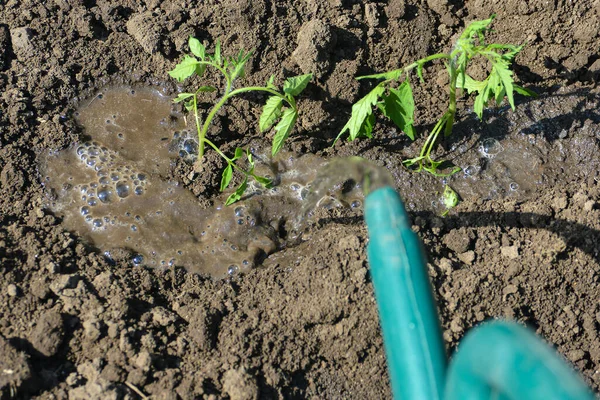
(225, 178, 248, 206)
(335, 85, 385, 143)
(272, 108, 297, 156)
(197, 86, 217, 93)
(357, 68, 403, 81)
(254, 175, 272, 188)
(184, 99, 195, 112)
(441, 185, 460, 216)
(230, 50, 253, 81)
(380, 81, 416, 140)
(259, 96, 283, 132)
(173, 93, 195, 103)
(220, 164, 233, 191)
(233, 147, 244, 160)
(168, 55, 198, 82)
(213, 40, 222, 66)
(283, 74, 312, 96)
(189, 37, 205, 59)
(266, 75, 277, 90)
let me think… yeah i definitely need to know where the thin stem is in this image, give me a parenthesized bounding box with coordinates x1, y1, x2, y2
(203, 137, 251, 176)
(445, 63, 458, 136)
(193, 95, 205, 158)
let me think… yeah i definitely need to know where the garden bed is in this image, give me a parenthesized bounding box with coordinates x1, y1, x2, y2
(1, 0, 599, 398)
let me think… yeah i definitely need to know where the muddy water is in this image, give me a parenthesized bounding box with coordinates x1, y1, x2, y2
(40, 87, 339, 278)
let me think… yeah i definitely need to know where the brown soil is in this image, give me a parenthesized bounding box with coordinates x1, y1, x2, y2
(1, 0, 600, 399)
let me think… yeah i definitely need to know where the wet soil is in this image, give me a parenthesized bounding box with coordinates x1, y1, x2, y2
(1, 0, 600, 398)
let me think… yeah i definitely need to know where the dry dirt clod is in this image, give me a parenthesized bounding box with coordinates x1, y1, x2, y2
(9, 27, 34, 60)
(292, 19, 337, 79)
(30, 310, 64, 357)
(223, 368, 259, 400)
(126, 12, 162, 55)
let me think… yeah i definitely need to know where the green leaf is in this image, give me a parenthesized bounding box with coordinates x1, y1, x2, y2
(272, 108, 297, 156)
(225, 178, 248, 206)
(456, 73, 486, 94)
(220, 164, 233, 191)
(254, 175, 272, 187)
(359, 112, 376, 139)
(173, 93, 194, 103)
(492, 60, 516, 109)
(230, 49, 253, 81)
(196, 86, 216, 93)
(335, 85, 385, 143)
(266, 75, 277, 90)
(283, 74, 312, 96)
(514, 85, 537, 98)
(233, 147, 244, 160)
(259, 96, 283, 133)
(168, 55, 198, 82)
(380, 81, 416, 140)
(441, 185, 460, 216)
(189, 37, 205, 59)
(461, 15, 495, 41)
(357, 68, 403, 81)
(184, 99, 195, 112)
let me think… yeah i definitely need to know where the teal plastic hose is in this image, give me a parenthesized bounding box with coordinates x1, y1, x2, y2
(364, 186, 594, 400)
(445, 321, 595, 400)
(364, 186, 447, 399)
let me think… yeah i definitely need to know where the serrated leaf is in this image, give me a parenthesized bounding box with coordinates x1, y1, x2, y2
(335, 85, 385, 143)
(272, 108, 297, 156)
(230, 50, 252, 81)
(492, 60, 515, 109)
(380, 81, 416, 140)
(259, 96, 283, 133)
(220, 164, 233, 191)
(461, 15, 495, 41)
(168, 55, 198, 82)
(189, 37, 205, 59)
(283, 74, 312, 96)
(359, 112, 376, 139)
(456, 73, 486, 94)
(225, 178, 247, 206)
(173, 93, 195, 103)
(357, 68, 403, 81)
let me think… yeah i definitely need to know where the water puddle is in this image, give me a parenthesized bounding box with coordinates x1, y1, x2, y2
(40, 86, 363, 278)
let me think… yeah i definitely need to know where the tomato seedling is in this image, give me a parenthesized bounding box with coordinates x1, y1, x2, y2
(169, 37, 312, 204)
(336, 15, 535, 176)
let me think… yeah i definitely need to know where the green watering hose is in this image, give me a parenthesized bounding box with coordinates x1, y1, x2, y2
(364, 186, 594, 400)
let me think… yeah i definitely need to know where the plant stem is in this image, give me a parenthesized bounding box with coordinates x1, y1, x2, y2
(445, 62, 458, 137)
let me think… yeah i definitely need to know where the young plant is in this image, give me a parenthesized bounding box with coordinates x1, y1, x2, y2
(169, 37, 312, 204)
(336, 15, 536, 176)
